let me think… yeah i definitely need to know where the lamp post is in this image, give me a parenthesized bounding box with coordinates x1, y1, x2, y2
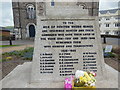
(103, 36, 106, 44)
(9, 37, 12, 45)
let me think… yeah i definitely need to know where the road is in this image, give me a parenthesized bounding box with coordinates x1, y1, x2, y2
(1, 38, 119, 48)
(1, 40, 34, 46)
(101, 38, 119, 47)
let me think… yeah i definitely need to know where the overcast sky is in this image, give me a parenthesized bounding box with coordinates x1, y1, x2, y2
(0, 0, 119, 27)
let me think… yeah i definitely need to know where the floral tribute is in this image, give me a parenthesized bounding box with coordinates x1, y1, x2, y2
(64, 70, 96, 89)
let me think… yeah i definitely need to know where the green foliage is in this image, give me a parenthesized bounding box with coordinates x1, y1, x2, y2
(0, 45, 19, 47)
(103, 48, 117, 58)
(2, 47, 34, 61)
(118, 55, 120, 60)
(108, 52, 116, 58)
(111, 48, 120, 60)
(23, 52, 33, 60)
(4, 26, 14, 30)
(103, 48, 105, 51)
(22, 47, 34, 60)
(104, 52, 116, 58)
(0, 58, 7, 62)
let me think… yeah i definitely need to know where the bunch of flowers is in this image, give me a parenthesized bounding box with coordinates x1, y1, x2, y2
(74, 70, 96, 87)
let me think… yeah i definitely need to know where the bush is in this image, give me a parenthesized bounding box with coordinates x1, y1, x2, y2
(104, 52, 116, 58)
(23, 52, 33, 60)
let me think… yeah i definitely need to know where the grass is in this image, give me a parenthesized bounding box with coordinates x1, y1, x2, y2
(0, 45, 20, 48)
(104, 52, 116, 58)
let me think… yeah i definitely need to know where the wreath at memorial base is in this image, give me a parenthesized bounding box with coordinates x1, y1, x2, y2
(64, 70, 96, 89)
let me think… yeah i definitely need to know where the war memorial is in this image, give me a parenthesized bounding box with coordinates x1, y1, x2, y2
(1, 0, 118, 89)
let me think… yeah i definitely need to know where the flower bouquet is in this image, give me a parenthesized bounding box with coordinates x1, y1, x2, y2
(73, 70, 96, 88)
(64, 70, 96, 90)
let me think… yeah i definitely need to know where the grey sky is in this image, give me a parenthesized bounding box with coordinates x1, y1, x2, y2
(0, 0, 119, 27)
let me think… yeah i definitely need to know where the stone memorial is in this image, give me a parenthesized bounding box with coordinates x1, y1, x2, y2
(30, 0, 105, 83)
(1, 0, 119, 89)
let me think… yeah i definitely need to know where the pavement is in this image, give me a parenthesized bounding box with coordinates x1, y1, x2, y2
(1, 45, 34, 54)
(1, 40, 34, 54)
(1, 38, 119, 54)
(1, 40, 34, 46)
(101, 38, 119, 48)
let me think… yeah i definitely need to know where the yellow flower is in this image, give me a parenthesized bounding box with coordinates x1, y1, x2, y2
(80, 76, 88, 83)
(6, 57, 12, 60)
(84, 72, 92, 81)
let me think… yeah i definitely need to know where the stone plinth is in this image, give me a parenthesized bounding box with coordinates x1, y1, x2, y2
(1, 62, 118, 89)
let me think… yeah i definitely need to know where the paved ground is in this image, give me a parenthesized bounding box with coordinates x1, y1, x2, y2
(1, 38, 119, 53)
(105, 58, 120, 72)
(1, 39, 119, 54)
(2, 38, 119, 47)
(1, 59, 30, 79)
(1, 40, 34, 46)
(101, 38, 119, 48)
(1, 45, 34, 54)
(1, 40, 34, 54)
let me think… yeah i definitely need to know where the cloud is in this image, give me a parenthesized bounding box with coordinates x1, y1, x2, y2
(99, 0, 119, 10)
(1, 1, 14, 27)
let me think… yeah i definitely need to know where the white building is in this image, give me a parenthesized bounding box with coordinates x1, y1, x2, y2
(99, 8, 120, 35)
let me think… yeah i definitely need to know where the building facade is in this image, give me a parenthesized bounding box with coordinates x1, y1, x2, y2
(99, 9, 120, 35)
(0, 27, 10, 41)
(12, 1, 99, 39)
(12, 1, 36, 39)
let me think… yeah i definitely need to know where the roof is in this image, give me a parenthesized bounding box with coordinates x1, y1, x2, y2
(99, 8, 120, 14)
(0, 27, 10, 32)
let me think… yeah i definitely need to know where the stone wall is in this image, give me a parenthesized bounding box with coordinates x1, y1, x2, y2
(12, 2, 36, 39)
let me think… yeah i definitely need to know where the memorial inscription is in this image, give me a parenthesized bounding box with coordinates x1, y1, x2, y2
(39, 21, 98, 75)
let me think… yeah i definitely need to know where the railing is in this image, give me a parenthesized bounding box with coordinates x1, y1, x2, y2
(101, 34, 120, 38)
(101, 34, 120, 44)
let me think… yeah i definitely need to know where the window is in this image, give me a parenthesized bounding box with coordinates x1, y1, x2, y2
(105, 31, 109, 35)
(99, 24, 101, 27)
(106, 18, 110, 20)
(27, 4, 36, 19)
(106, 24, 110, 27)
(114, 31, 120, 35)
(115, 23, 120, 27)
(115, 16, 120, 20)
(51, 0, 55, 6)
